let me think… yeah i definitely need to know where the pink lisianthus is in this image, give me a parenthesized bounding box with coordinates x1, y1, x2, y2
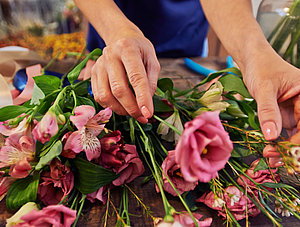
(38, 159, 74, 206)
(14, 205, 76, 227)
(32, 111, 59, 144)
(87, 186, 107, 204)
(173, 211, 212, 227)
(161, 150, 198, 196)
(237, 159, 280, 190)
(0, 134, 35, 178)
(64, 105, 112, 161)
(197, 186, 260, 221)
(175, 111, 233, 183)
(99, 131, 145, 186)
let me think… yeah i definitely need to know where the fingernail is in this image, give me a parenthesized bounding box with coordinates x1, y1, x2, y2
(262, 122, 277, 140)
(141, 106, 151, 119)
(137, 116, 148, 124)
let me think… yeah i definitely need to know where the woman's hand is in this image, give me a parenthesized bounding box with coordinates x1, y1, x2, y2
(90, 32, 160, 124)
(243, 48, 300, 142)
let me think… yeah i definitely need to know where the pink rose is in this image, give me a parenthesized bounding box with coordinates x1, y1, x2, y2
(175, 111, 233, 183)
(237, 159, 280, 190)
(173, 211, 212, 227)
(197, 186, 260, 221)
(161, 150, 198, 196)
(38, 159, 74, 206)
(15, 205, 76, 227)
(99, 131, 145, 186)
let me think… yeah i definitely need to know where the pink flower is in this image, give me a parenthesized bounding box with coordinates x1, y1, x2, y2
(14, 205, 76, 227)
(161, 150, 198, 196)
(87, 186, 107, 204)
(99, 131, 145, 186)
(38, 159, 74, 206)
(0, 115, 32, 137)
(0, 134, 35, 178)
(32, 111, 59, 144)
(197, 186, 260, 221)
(0, 176, 15, 200)
(61, 132, 77, 159)
(237, 159, 280, 190)
(173, 211, 212, 227)
(175, 111, 233, 183)
(64, 105, 112, 161)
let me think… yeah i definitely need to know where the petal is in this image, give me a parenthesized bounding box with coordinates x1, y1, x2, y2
(64, 131, 83, 153)
(9, 159, 32, 178)
(70, 105, 96, 130)
(82, 129, 101, 161)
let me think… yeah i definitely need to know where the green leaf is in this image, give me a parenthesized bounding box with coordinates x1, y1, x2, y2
(76, 96, 95, 108)
(0, 105, 30, 122)
(253, 158, 268, 173)
(153, 95, 173, 112)
(157, 78, 174, 93)
(231, 144, 252, 158)
(219, 74, 251, 98)
(74, 80, 90, 96)
(68, 49, 102, 84)
(35, 141, 62, 170)
(6, 172, 40, 210)
(33, 75, 60, 96)
(30, 83, 45, 105)
(261, 182, 298, 192)
(238, 101, 260, 130)
(72, 157, 119, 195)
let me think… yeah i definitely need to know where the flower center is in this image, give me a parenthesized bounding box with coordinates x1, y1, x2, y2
(202, 148, 208, 155)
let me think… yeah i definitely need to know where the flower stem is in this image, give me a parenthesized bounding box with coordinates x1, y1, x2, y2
(72, 194, 86, 227)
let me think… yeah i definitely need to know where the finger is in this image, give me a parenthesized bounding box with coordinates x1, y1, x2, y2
(104, 51, 148, 123)
(91, 59, 127, 116)
(255, 85, 282, 140)
(83, 60, 96, 80)
(121, 49, 153, 119)
(145, 49, 160, 95)
(263, 145, 280, 157)
(78, 68, 86, 80)
(289, 129, 300, 145)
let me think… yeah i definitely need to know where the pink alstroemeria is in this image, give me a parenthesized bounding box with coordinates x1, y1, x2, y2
(0, 115, 32, 137)
(64, 105, 112, 161)
(0, 175, 15, 201)
(0, 134, 35, 178)
(14, 205, 76, 227)
(32, 111, 59, 144)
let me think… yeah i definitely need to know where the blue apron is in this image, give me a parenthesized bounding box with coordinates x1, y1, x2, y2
(87, 0, 208, 57)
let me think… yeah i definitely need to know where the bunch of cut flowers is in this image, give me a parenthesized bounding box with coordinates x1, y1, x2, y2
(1, 49, 300, 227)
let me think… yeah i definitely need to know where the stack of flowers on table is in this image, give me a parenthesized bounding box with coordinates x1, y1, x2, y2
(1, 49, 300, 227)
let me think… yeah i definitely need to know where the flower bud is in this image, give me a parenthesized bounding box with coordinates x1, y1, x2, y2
(226, 100, 247, 118)
(57, 114, 66, 125)
(6, 202, 39, 227)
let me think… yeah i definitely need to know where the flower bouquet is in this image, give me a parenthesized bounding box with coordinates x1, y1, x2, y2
(1, 49, 300, 227)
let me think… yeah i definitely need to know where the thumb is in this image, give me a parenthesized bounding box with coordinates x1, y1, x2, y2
(255, 88, 282, 141)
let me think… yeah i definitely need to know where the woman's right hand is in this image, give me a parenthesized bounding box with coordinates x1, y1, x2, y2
(90, 31, 160, 124)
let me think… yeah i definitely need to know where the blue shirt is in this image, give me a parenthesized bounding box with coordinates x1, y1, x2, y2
(87, 0, 208, 57)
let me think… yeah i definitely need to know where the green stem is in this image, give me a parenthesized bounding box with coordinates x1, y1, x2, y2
(72, 194, 86, 227)
(71, 89, 78, 114)
(135, 121, 175, 222)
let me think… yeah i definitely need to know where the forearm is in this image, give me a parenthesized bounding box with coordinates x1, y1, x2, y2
(74, 0, 143, 44)
(200, 0, 276, 72)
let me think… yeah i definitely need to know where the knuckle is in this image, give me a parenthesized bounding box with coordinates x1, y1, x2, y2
(129, 72, 146, 87)
(116, 38, 132, 49)
(111, 82, 127, 98)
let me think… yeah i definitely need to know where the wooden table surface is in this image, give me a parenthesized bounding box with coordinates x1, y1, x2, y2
(1, 57, 300, 227)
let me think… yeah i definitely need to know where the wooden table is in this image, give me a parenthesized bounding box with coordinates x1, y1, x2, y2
(1, 57, 300, 227)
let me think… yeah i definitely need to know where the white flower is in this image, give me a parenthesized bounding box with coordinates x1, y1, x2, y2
(157, 110, 183, 144)
(275, 200, 283, 214)
(293, 198, 300, 206)
(213, 197, 225, 208)
(6, 202, 38, 227)
(198, 81, 230, 112)
(282, 209, 293, 217)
